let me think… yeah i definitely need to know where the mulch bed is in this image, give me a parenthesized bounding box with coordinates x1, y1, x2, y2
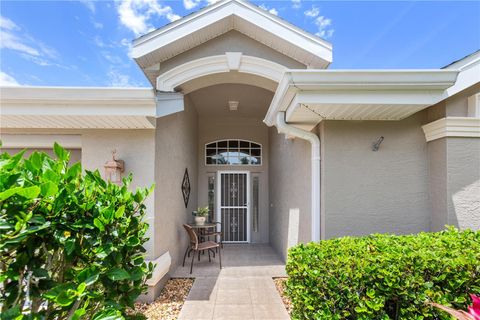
(273, 277, 292, 316)
(133, 278, 194, 320)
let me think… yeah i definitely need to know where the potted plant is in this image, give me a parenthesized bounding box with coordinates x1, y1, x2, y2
(192, 206, 209, 225)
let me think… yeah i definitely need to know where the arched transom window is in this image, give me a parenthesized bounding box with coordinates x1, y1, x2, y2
(205, 140, 262, 166)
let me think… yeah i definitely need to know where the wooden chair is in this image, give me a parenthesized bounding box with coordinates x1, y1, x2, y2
(182, 224, 221, 274)
(200, 221, 223, 250)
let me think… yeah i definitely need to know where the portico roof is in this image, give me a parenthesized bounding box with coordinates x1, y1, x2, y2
(132, 0, 332, 85)
(264, 69, 460, 130)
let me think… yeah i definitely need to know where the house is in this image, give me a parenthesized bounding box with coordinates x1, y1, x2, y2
(1, 0, 479, 301)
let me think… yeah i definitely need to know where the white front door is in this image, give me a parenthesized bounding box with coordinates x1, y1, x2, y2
(216, 171, 250, 243)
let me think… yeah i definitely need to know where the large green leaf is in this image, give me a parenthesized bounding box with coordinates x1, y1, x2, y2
(53, 142, 69, 161)
(107, 268, 130, 281)
(40, 181, 58, 197)
(16, 186, 41, 199)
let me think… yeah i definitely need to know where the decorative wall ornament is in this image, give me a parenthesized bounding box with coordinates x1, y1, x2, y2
(104, 150, 124, 184)
(181, 168, 191, 208)
(372, 136, 384, 151)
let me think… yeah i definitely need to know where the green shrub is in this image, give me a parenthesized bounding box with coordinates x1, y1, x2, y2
(286, 228, 480, 319)
(0, 144, 153, 319)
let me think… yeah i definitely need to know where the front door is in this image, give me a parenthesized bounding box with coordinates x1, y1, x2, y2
(216, 171, 250, 243)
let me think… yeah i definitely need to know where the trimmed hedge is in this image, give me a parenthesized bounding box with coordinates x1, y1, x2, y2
(286, 227, 480, 319)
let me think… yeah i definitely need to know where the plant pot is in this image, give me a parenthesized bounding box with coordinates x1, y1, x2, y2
(195, 216, 206, 225)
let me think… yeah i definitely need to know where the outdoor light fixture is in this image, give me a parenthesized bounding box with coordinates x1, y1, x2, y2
(372, 136, 384, 151)
(228, 100, 239, 111)
(104, 150, 124, 184)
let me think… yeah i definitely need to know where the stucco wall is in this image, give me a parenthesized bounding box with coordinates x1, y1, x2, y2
(320, 113, 430, 239)
(81, 130, 157, 257)
(427, 138, 448, 231)
(268, 127, 311, 260)
(446, 137, 480, 230)
(197, 116, 269, 243)
(159, 30, 305, 75)
(154, 96, 198, 269)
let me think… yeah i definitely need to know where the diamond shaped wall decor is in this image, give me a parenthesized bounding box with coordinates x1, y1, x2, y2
(181, 168, 191, 208)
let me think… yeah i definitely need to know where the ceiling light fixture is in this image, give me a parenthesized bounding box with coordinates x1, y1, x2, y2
(228, 101, 239, 111)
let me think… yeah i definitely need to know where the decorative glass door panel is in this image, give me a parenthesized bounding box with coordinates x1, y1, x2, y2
(217, 171, 250, 243)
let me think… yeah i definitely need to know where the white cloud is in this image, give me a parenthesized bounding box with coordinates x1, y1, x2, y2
(0, 15, 60, 61)
(102, 51, 125, 65)
(292, 0, 301, 9)
(107, 68, 139, 87)
(314, 16, 334, 39)
(0, 16, 18, 30)
(79, 0, 95, 13)
(304, 6, 319, 18)
(93, 35, 106, 48)
(0, 30, 39, 56)
(93, 21, 103, 29)
(0, 71, 20, 86)
(259, 4, 278, 16)
(117, 0, 181, 36)
(183, 0, 202, 10)
(206, 0, 221, 4)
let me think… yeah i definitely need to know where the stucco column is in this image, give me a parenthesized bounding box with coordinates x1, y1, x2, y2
(423, 117, 480, 231)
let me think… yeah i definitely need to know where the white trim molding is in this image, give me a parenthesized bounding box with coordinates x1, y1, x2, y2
(145, 251, 171, 287)
(0, 134, 82, 149)
(156, 54, 286, 92)
(422, 117, 480, 142)
(0, 86, 157, 129)
(132, 0, 331, 68)
(264, 69, 459, 130)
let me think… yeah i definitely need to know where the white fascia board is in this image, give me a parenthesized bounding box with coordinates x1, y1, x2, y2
(0, 134, 82, 149)
(1, 86, 157, 117)
(264, 69, 459, 126)
(285, 69, 459, 90)
(132, 0, 332, 65)
(444, 59, 480, 98)
(1, 86, 155, 102)
(422, 117, 480, 142)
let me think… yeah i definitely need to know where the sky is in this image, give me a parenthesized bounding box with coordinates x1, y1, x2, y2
(0, 0, 479, 87)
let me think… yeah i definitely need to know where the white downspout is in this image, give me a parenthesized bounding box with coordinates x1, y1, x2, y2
(275, 112, 321, 242)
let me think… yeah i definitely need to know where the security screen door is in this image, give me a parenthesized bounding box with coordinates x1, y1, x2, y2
(216, 171, 250, 243)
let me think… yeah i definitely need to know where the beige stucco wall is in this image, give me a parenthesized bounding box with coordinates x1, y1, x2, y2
(159, 30, 305, 75)
(427, 138, 448, 231)
(426, 84, 480, 231)
(268, 127, 311, 260)
(427, 83, 480, 121)
(197, 116, 269, 243)
(445, 137, 480, 230)
(154, 96, 198, 268)
(319, 112, 431, 239)
(428, 138, 480, 232)
(81, 130, 157, 257)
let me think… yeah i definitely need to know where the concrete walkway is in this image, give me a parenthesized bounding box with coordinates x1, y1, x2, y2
(172, 244, 289, 320)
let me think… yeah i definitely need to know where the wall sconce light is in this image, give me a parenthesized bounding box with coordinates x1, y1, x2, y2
(372, 136, 384, 151)
(104, 150, 124, 184)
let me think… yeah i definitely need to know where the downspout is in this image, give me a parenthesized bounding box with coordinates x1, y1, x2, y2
(275, 112, 322, 242)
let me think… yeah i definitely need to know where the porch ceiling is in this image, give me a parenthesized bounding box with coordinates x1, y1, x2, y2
(187, 83, 273, 119)
(264, 69, 460, 130)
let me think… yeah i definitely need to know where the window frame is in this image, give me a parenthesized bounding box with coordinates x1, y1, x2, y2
(205, 139, 262, 166)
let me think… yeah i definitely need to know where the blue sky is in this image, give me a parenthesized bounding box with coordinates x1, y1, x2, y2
(1, 0, 479, 87)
